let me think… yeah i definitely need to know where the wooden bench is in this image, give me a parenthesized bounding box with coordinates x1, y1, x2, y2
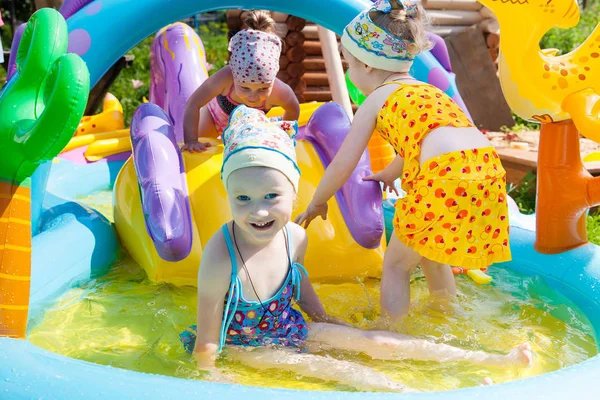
(497, 147, 600, 185)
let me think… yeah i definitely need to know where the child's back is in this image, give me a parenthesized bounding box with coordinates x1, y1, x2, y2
(296, 0, 511, 321)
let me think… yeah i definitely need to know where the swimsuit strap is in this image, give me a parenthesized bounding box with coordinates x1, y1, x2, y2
(225, 85, 239, 104)
(284, 224, 308, 301)
(374, 79, 405, 91)
(218, 223, 242, 353)
(218, 224, 308, 352)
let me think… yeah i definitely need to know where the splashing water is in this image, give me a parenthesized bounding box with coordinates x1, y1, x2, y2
(28, 190, 596, 392)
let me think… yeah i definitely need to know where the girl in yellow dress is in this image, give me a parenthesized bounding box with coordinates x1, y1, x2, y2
(296, 0, 511, 322)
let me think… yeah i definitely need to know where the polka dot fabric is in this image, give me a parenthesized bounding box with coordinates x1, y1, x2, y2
(376, 82, 511, 268)
(377, 82, 475, 194)
(228, 29, 282, 84)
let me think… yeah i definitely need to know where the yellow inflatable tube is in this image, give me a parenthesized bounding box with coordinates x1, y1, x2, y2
(84, 137, 132, 162)
(114, 139, 385, 286)
(63, 128, 130, 153)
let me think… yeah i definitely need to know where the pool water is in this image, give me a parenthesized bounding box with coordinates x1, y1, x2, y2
(27, 190, 598, 392)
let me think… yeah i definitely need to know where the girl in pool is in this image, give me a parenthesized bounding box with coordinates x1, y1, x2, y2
(180, 105, 531, 392)
(181, 10, 300, 152)
(296, 0, 511, 323)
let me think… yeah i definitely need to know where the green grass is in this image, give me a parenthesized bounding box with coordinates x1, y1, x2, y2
(507, 172, 537, 215)
(587, 214, 600, 245)
(1, 12, 228, 122)
(103, 19, 229, 124)
(540, 0, 599, 57)
(502, 0, 599, 133)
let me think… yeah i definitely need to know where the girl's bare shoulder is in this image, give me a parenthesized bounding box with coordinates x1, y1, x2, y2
(199, 225, 234, 283)
(287, 222, 308, 258)
(208, 66, 234, 96)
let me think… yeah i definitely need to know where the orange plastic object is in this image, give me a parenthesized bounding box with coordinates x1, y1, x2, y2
(0, 181, 31, 339)
(75, 93, 124, 136)
(535, 120, 600, 253)
(562, 88, 600, 143)
(367, 132, 396, 174)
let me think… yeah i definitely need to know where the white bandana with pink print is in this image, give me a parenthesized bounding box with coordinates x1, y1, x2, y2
(228, 29, 282, 84)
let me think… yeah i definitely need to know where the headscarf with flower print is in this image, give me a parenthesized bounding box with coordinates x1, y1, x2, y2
(221, 105, 300, 192)
(341, 0, 420, 72)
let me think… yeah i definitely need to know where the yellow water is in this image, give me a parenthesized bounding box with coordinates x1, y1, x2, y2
(27, 190, 598, 393)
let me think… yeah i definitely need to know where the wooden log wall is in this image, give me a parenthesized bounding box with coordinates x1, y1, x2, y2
(226, 5, 501, 105)
(423, 0, 500, 67)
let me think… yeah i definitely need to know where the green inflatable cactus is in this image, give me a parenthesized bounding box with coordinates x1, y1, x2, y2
(0, 8, 90, 183)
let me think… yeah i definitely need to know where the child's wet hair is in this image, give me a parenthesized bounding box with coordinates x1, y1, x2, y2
(370, 0, 432, 56)
(244, 10, 276, 34)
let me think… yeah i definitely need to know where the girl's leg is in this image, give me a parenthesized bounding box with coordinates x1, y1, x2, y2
(380, 232, 421, 322)
(419, 258, 456, 298)
(227, 346, 417, 392)
(307, 322, 532, 368)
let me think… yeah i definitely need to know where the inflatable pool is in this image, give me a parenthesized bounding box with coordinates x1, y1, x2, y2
(2, 0, 600, 398)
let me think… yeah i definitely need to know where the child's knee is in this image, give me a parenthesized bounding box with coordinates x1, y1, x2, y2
(400, 262, 419, 274)
(386, 260, 418, 275)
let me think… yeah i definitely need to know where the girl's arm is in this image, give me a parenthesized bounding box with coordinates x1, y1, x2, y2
(312, 98, 380, 204)
(193, 232, 231, 369)
(183, 67, 231, 145)
(295, 94, 383, 228)
(292, 225, 350, 326)
(363, 155, 404, 196)
(379, 154, 404, 179)
(271, 79, 300, 121)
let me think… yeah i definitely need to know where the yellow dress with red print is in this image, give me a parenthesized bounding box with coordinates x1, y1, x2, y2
(376, 81, 511, 269)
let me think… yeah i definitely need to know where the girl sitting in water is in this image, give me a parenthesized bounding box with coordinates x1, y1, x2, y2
(180, 105, 532, 392)
(182, 10, 300, 152)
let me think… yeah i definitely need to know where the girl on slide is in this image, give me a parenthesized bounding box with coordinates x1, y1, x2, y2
(182, 10, 300, 152)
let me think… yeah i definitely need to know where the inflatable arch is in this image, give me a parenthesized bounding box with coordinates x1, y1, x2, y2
(4, 1, 600, 399)
(64, 0, 467, 110)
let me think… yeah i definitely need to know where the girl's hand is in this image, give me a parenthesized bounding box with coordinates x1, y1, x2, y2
(363, 171, 399, 196)
(182, 141, 211, 152)
(193, 347, 217, 369)
(294, 202, 328, 229)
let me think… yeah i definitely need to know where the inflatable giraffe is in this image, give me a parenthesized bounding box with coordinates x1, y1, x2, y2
(0, 9, 89, 338)
(478, 0, 600, 253)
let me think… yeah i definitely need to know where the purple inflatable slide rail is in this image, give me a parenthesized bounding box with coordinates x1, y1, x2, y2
(129, 103, 194, 262)
(129, 22, 208, 261)
(300, 103, 384, 249)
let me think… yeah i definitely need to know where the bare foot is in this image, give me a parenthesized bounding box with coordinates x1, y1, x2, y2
(482, 377, 494, 386)
(506, 343, 533, 367)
